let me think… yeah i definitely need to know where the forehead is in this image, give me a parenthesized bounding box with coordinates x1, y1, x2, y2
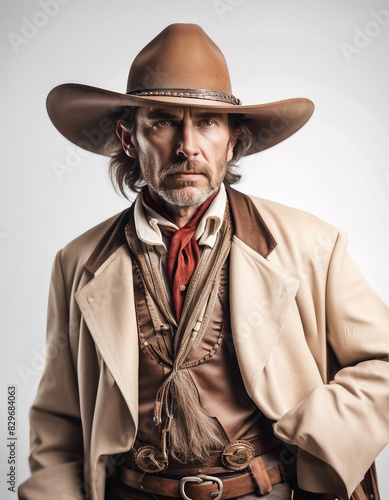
(135, 106, 229, 122)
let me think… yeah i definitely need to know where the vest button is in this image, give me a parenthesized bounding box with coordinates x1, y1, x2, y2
(179, 285, 186, 291)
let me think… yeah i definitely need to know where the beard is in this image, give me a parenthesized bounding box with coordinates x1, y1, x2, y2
(138, 151, 229, 207)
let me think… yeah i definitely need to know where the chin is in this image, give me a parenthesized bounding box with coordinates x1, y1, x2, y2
(159, 185, 217, 207)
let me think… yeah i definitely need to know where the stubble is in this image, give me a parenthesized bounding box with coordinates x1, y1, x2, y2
(138, 150, 229, 207)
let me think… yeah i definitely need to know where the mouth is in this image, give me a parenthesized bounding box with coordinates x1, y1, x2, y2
(170, 172, 205, 181)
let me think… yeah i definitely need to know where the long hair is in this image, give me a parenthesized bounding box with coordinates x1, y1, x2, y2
(108, 107, 253, 199)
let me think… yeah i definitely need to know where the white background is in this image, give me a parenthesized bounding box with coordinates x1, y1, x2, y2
(1, 0, 389, 497)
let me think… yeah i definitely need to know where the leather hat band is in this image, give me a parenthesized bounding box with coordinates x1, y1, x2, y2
(127, 88, 242, 105)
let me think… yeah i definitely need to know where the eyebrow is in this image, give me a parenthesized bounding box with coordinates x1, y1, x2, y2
(191, 111, 225, 119)
(145, 109, 181, 120)
(145, 109, 226, 120)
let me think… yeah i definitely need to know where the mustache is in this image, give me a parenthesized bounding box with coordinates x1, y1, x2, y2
(161, 160, 209, 176)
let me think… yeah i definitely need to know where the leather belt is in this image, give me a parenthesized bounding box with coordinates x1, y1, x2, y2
(126, 434, 280, 475)
(118, 456, 296, 499)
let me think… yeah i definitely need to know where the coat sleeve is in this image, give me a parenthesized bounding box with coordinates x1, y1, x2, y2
(18, 250, 85, 500)
(273, 229, 389, 499)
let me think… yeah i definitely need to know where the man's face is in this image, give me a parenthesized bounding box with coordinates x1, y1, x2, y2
(129, 107, 235, 207)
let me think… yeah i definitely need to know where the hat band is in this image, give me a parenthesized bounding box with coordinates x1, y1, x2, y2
(127, 88, 241, 105)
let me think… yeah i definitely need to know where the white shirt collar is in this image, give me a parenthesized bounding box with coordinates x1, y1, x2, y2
(134, 183, 227, 250)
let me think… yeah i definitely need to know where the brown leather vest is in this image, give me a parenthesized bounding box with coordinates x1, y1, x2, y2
(133, 260, 275, 449)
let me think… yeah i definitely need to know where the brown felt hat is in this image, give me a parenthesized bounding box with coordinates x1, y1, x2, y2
(46, 23, 314, 156)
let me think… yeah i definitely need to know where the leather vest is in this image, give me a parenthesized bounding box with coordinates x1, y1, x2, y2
(133, 260, 275, 448)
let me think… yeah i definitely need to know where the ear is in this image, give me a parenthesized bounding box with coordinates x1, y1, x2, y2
(116, 120, 138, 158)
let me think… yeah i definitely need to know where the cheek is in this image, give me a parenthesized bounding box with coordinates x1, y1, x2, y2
(220, 134, 235, 164)
(226, 143, 234, 163)
(219, 127, 235, 163)
(142, 142, 171, 166)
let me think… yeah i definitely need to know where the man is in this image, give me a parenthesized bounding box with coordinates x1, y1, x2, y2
(19, 24, 389, 500)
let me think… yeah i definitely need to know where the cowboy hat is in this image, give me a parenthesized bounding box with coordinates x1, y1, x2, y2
(46, 23, 314, 156)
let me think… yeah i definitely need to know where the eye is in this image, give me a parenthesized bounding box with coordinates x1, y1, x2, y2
(201, 119, 215, 127)
(156, 120, 173, 127)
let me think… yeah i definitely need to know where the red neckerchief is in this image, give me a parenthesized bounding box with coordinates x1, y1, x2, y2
(144, 187, 220, 321)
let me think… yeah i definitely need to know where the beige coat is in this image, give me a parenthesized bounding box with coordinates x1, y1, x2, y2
(19, 187, 389, 500)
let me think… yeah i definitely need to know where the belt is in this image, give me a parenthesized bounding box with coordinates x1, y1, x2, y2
(118, 456, 296, 499)
(125, 435, 280, 475)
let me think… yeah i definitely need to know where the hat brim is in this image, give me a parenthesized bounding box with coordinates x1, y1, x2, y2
(46, 83, 314, 156)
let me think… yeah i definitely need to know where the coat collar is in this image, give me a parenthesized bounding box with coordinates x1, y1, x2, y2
(84, 185, 277, 275)
(84, 207, 131, 275)
(226, 185, 277, 257)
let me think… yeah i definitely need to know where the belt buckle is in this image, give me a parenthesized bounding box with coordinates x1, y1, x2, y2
(221, 440, 255, 470)
(133, 445, 167, 473)
(179, 474, 223, 500)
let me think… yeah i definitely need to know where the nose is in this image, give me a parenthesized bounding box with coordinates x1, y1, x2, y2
(176, 121, 200, 159)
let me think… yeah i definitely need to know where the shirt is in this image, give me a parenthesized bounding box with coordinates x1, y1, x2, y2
(133, 183, 227, 297)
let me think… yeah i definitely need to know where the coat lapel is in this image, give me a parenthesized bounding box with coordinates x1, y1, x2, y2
(75, 208, 139, 424)
(227, 186, 300, 400)
(229, 236, 299, 397)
